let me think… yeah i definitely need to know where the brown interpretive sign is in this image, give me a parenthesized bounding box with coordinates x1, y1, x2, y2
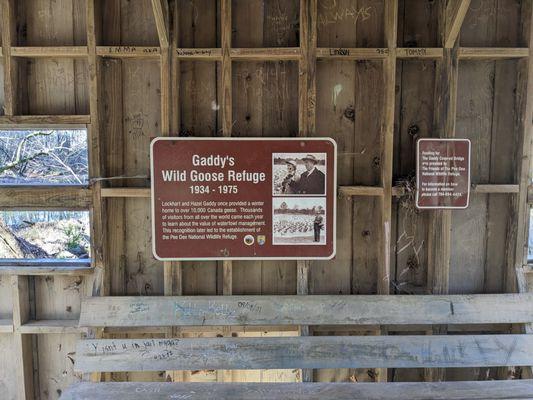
(151, 138, 337, 260)
(416, 138, 471, 209)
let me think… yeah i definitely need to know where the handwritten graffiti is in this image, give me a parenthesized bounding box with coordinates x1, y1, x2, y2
(318, 0, 372, 27)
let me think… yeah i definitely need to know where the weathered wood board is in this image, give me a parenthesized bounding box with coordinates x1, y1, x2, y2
(76, 334, 533, 372)
(79, 294, 533, 327)
(60, 379, 533, 400)
(36, 334, 81, 399)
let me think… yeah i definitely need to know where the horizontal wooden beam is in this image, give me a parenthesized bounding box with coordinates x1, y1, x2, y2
(176, 48, 301, 61)
(0, 115, 90, 125)
(0, 259, 93, 276)
(339, 186, 384, 196)
(76, 334, 533, 372)
(0, 319, 13, 334)
(396, 48, 444, 58)
(104, 325, 300, 335)
(11, 46, 88, 58)
(231, 47, 301, 60)
(459, 47, 530, 59)
(471, 184, 520, 193)
(176, 48, 222, 60)
(101, 322, 513, 335)
(60, 380, 533, 400)
(100, 187, 150, 197)
(393, 184, 520, 197)
(0, 259, 91, 266)
(0, 186, 92, 209)
(79, 294, 533, 327)
(4, 46, 529, 61)
(317, 47, 389, 59)
(0, 322, 515, 339)
(18, 319, 82, 334)
(100, 184, 521, 199)
(96, 46, 160, 58)
(317, 48, 443, 59)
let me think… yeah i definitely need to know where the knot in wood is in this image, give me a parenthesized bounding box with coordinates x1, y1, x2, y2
(343, 105, 355, 122)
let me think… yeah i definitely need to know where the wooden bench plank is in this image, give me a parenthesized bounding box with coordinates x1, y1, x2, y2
(76, 334, 533, 372)
(60, 380, 533, 400)
(79, 294, 533, 327)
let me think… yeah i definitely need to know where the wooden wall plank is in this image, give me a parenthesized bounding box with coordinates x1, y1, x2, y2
(312, 59, 355, 295)
(174, 1, 219, 336)
(452, 0, 525, 298)
(0, 333, 17, 399)
(460, 0, 522, 47)
(36, 334, 80, 399)
(100, 0, 126, 301)
(232, 0, 299, 48)
(231, 0, 298, 297)
(316, 0, 384, 48)
(105, 0, 159, 47)
(393, 0, 439, 300)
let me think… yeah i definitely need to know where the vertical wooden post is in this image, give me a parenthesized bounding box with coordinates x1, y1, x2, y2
(380, 0, 397, 297)
(517, 266, 533, 378)
(154, 0, 172, 293)
(86, 0, 107, 385)
(170, 0, 180, 136)
(507, 0, 533, 293)
(221, 0, 232, 138)
(3, 1, 34, 397)
(152, 0, 185, 383)
(509, 4, 533, 381)
(297, 0, 317, 384)
(425, 0, 460, 382)
(87, 0, 106, 297)
(376, 0, 398, 383)
(217, 0, 233, 383)
(12, 276, 34, 400)
(1, 0, 17, 116)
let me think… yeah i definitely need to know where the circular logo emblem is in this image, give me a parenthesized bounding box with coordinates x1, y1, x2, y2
(244, 234, 254, 246)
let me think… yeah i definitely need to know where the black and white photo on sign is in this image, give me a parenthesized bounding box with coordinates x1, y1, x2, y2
(272, 197, 326, 245)
(272, 153, 326, 195)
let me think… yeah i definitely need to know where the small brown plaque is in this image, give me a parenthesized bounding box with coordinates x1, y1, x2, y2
(416, 138, 471, 209)
(151, 137, 337, 260)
